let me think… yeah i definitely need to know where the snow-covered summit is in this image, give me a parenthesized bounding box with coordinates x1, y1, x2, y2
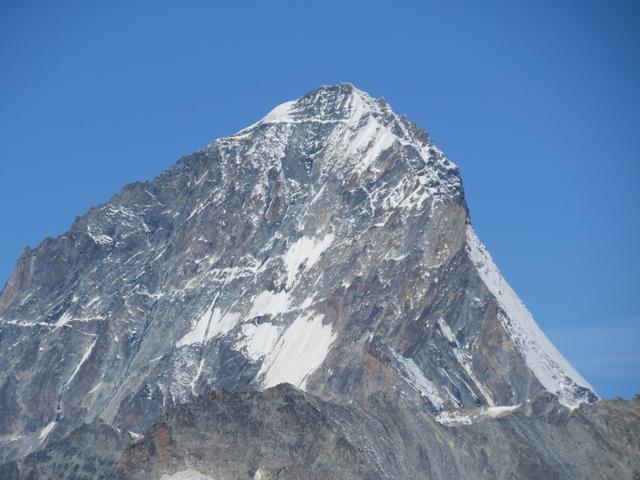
(232, 83, 375, 135)
(258, 83, 388, 124)
(224, 83, 461, 204)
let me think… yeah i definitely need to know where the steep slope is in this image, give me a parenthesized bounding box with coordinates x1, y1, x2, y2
(0, 84, 596, 462)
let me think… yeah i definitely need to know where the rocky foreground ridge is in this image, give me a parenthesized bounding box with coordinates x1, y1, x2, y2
(2, 386, 639, 479)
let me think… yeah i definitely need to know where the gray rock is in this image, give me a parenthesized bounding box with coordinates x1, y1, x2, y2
(5, 386, 637, 479)
(115, 387, 640, 480)
(1, 418, 131, 480)
(0, 84, 610, 473)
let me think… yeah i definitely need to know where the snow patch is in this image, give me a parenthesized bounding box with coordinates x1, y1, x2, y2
(65, 338, 97, 386)
(88, 382, 103, 395)
(176, 307, 211, 347)
(390, 349, 445, 409)
(259, 313, 336, 389)
(435, 410, 474, 426)
(437, 317, 495, 406)
(247, 290, 290, 319)
(55, 310, 73, 327)
(87, 226, 113, 246)
(436, 404, 520, 426)
(437, 318, 456, 343)
(347, 116, 397, 174)
(38, 421, 56, 443)
(236, 322, 282, 360)
(206, 310, 241, 341)
(485, 404, 520, 418)
(466, 225, 596, 408)
(160, 470, 215, 480)
(261, 100, 296, 124)
(282, 233, 334, 289)
(177, 302, 241, 347)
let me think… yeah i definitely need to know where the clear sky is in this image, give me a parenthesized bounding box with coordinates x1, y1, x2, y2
(1, 0, 638, 399)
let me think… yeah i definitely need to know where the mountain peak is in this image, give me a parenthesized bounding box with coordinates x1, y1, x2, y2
(256, 83, 388, 126)
(0, 84, 596, 463)
(226, 84, 457, 201)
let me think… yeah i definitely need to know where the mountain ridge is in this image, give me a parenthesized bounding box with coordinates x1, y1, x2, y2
(3, 385, 638, 480)
(0, 84, 597, 466)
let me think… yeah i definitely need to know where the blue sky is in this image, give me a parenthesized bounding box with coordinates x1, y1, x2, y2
(1, 0, 638, 398)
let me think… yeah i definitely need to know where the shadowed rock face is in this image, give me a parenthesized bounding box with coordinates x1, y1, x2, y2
(0, 418, 130, 480)
(3, 386, 639, 480)
(0, 84, 599, 467)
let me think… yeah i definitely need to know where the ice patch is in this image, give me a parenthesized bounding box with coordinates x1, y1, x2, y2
(259, 313, 336, 389)
(466, 225, 596, 408)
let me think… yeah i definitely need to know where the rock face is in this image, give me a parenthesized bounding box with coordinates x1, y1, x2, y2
(0, 84, 604, 470)
(113, 388, 640, 480)
(3, 386, 640, 480)
(0, 419, 131, 480)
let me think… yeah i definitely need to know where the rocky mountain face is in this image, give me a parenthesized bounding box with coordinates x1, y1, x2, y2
(3, 386, 639, 480)
(0, 84, 631, 478)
